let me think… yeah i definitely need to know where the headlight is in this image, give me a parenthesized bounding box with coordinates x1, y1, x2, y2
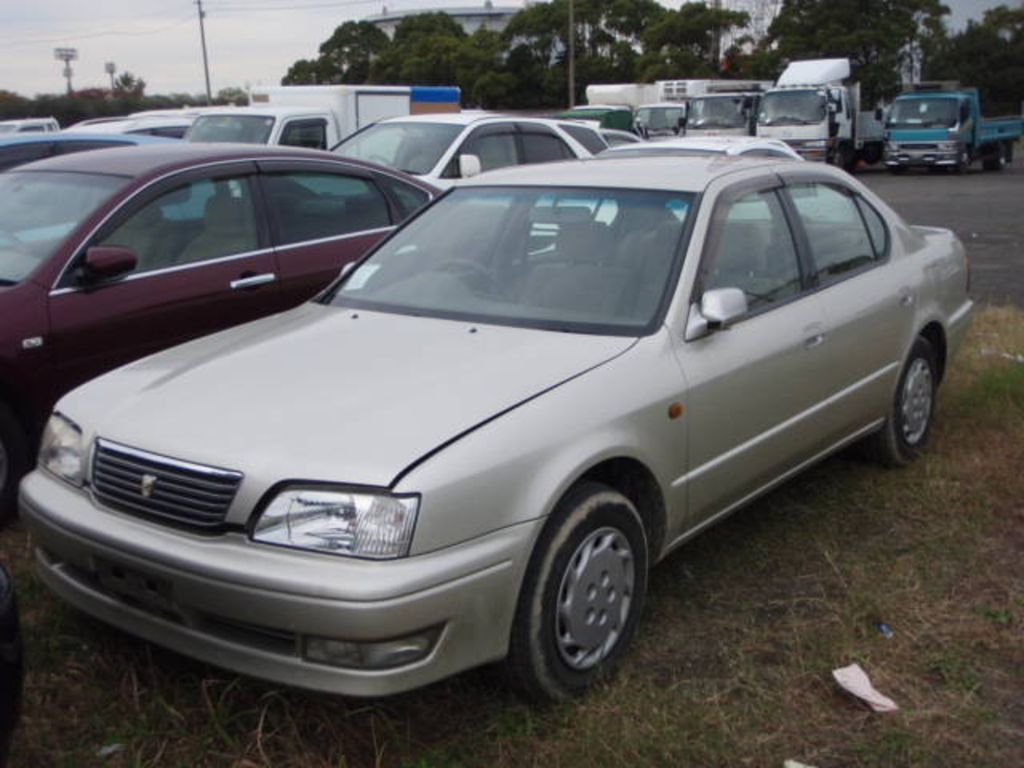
(252, 487, 419, 559)
(39, 413, 86, 487)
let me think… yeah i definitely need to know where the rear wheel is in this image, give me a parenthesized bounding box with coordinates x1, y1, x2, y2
(982, 142, 1007, 171)
(864, 337, 938, 467)
(505, 482, 648, 701)
(0, 403, 29, 524)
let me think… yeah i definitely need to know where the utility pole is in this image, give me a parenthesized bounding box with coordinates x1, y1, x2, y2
(567, 0, 575, 108)
(196, 0, 213, 104)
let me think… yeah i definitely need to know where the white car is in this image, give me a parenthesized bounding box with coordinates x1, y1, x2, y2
(602, 135, 804, 160)
(64, 115, 193, 139)
(22, 156, 971, 702)
(333, 113, 599, 189)
(0, 117, 59, 135)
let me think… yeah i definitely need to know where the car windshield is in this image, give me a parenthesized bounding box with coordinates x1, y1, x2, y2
(188, 114, 276, 143)
(334, 122, 464, 175)
(325, 185, 695, 335)
(636, 106, 684, 131)
(0, 171, 128, 284)
(688, 97, 746, 129)
(758, 90, 825, 126)
(886, 98, 959, 128)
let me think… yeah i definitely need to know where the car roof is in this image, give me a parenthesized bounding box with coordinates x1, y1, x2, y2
(0, 133, 177, 148)
(376, 113, 577, 130)
(604, 136, 798, 156)
(458, 155, 798, 193)
(194, 106, 332, 119)
(9, 142, 399, 178)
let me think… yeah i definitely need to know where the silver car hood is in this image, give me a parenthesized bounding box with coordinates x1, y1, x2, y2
(65, 304, 636, 487)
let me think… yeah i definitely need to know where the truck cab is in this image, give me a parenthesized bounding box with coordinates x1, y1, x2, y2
(757, 58, 883, 171)
(187, 107, 342, 149)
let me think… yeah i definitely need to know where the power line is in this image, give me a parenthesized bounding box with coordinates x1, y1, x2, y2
(0, 15, 194, 49)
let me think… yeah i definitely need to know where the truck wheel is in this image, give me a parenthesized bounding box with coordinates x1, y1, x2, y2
(863, 337, 937, 468)
(837, 145, 856, 173)
(982, 142, 1007, 171)
(0, 403, 29, 524)
(505, 481, 648, 701)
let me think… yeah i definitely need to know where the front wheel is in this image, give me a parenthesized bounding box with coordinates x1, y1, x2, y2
(864, 337, 938, 467)
(505, 482, 649, 701)
(0, 403, 29, 524)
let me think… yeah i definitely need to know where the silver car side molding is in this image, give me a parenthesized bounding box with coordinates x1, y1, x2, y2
(672, 361, 899, 490)
(661, 416, 886, 559)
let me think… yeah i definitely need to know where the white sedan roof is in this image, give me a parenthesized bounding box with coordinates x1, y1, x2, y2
(459, 154, 797, 193)
(602, 135, 803, 160)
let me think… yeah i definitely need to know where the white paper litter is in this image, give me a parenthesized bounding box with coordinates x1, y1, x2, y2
(832, 663, 899, 712)
(96, 743, 125, 758)
(784, 760, 819, 768)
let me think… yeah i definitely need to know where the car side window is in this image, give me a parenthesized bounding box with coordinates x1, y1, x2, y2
(262, 172, 391, 245)
(521, 131, 575, 163)
(279, 119, 328, 149)
(460, 131, 518, 173)
(0, 143, 52, 171)
(704, 189, 803, 312)
(56, 140, 130, 154)
(559, 124, 608, 154)
(854, 196, 889, 259)
(99, 177, 259, 274)
(376, 174, 431, 220)
(787, 182, 879, 284)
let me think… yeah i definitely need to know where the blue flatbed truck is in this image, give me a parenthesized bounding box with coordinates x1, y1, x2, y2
(883, 85, 1023, 173)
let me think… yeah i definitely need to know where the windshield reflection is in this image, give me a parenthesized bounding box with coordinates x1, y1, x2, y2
(758, 90, 825, 126)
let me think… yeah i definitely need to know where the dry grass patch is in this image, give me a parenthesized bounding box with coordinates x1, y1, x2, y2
(2, 305, 1023, 767)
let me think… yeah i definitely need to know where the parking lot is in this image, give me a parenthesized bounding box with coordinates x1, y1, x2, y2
(858, 156, 1024, 307)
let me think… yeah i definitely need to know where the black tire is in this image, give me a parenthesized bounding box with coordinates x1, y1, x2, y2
(836, 144, 856, 173)
(982, 142, 1007, 172)
(0, 403, 29, 525)
(505, 481, 649, 702)
(864, 337, 938, 467)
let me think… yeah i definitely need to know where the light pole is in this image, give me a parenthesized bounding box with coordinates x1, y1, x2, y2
(53, 48, 78, 95)
(567, 0, 575, 108)
(105, 62, 116, 92)
(196, 0, 213, 104)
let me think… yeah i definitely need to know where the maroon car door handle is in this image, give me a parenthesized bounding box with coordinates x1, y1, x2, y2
(229, 273, 277, 290)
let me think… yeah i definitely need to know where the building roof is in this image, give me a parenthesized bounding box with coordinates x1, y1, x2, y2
(365, 3, 519, 22)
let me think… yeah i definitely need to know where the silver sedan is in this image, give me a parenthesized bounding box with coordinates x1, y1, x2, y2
(22, 156, 973, 701)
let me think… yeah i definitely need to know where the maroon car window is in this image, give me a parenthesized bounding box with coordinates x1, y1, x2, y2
(99, 177, 259, 274)
(262, 172, 391, 246)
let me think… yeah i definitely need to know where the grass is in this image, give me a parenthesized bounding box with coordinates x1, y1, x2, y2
(2, 305, 1023, 767)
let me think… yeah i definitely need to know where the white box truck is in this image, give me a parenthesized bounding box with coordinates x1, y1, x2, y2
(756, 58, 883, 170)
(186, 85, 460, 149)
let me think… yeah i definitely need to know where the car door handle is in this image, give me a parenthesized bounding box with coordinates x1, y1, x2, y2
(898, 287, 915, 307)
(804, 333, 826, 349)
(230, 273, 277, 290)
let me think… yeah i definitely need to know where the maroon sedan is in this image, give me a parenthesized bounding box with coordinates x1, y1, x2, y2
(0, 143, 436, 518)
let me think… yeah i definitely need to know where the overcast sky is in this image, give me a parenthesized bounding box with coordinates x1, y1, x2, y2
(0, 0, 1011, 98)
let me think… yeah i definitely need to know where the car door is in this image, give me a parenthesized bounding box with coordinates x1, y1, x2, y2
(779, 174, 907, 439)
(47, 163, 279, 393)
(441, 123, 520, 179)
(671, 177, 833, 533)
(256, 160, 399, 308)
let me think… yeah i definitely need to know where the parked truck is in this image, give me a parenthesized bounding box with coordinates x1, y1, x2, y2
(682, 81, 773, 137)
(186, 84, 461, 149)
(883, 84, 1024, 173)
(757, 58, 883, 170)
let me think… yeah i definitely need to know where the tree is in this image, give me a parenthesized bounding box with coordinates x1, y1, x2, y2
(216, 86, 248, 105)
(369, 13, 467, 85)
(767, 0, 950, 105)
(926, 5, 1024, 114)
(639, 2, 750, 80)
(113, 71, 146, 97)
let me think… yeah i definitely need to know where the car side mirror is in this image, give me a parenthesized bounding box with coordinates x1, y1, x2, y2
(82, 246, 137, 282)
(458, 154, 482, 179)
(685, 288, 748, 341)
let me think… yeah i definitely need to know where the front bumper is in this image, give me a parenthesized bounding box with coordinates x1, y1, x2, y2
(885, 145, 960, 167)
(20, 471, 541, 697)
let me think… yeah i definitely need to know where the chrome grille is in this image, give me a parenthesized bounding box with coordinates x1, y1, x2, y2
(92, 439, 242, 529)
